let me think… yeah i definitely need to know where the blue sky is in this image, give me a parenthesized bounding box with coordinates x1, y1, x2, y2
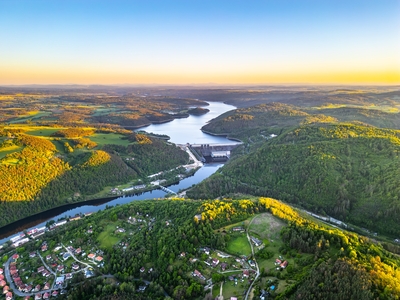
(0, 0, 399, 84)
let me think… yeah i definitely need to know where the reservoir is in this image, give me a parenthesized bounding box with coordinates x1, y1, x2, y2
(0, 101, 237, 244)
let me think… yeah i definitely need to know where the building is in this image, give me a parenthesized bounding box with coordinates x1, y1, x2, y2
(193, 270, 206, 280)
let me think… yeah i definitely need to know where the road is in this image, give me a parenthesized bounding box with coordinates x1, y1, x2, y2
(245, 216, 260, 300)
(61, 243, 94, 269)
(177, 144, 203, 169)
(3, 257, 32, 297)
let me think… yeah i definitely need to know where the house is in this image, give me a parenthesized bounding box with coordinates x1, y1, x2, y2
(180, 252, 186, 257)
(35, 293, 42, 300)
(216, 251, 230, 258)
(280, 261, 288, 269)
(212, 258, 220, 267)
(193, 270, 205, 280)
(250, 236, 262, 247)
(275, 259, 282, 265)
(42, 270, 51, 277)
(221, 263, 228, 271)
(24, 296, 31, 300)
(51, 290, 59, 297)
(232, 227, 244, 232)
(2, 285, 9, 293)
(230, 297, 238, 300)
(95, 256, 103, 262)
(6, 292, 12, 300)
(37, 266, 45, 273)
(0, 268, 3, 274)
(53, 246, 62, 252)
(138, 285, 147, 292)
(43, 292, 50, 299)
(43, 282, 51, 290)
(41, 244, 48, 251)
(243, 270, 250, 278)
(55, 276, 65, 285)
(34, 285, 41, 292)
(46, 255, 52, 261)
(12, 253, 19, 260)
(57, 265, 64, 272)
(72, 264, 79, 270)
(0, 275, 3, 281)
(25, 285, 33, 292)
(75, 248, 82, 255)
(248, 260, 256, 267)
(140, 267, 145, 273)
(65, 273, 72, 280)
(62, 253, 71, 261)
(30, 252, 37, 258)
(85, 269, 94, 278)
(87, 253, 95, 259)
(148, 268, 153, 273)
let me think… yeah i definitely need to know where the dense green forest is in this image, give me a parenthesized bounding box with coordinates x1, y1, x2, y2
(2, 198, 399, 299)
(188, 123, 400, 236)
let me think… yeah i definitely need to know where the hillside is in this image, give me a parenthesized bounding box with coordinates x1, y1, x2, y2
(1, 198, 399, 300)
(0, 127, 189, 227)
(188, 123, 400, 236)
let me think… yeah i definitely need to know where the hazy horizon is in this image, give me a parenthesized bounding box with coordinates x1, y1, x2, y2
(1, 0, 399, 85)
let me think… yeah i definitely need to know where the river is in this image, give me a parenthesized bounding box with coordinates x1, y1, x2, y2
(0, 101, 236, 244)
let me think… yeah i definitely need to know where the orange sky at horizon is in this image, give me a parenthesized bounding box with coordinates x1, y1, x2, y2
(2, 67, 399, 86)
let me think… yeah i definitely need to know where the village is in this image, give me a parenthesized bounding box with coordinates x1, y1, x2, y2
(0, 207, 297, 300)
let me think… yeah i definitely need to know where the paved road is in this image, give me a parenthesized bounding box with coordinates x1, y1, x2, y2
(61, 243, 94, 269)
(37, 250, 58, 290)
(3, 257, 32, 297)
(245, 216, 260, 300)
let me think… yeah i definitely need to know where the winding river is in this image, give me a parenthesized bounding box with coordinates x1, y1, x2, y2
(0, 101, 236, 244)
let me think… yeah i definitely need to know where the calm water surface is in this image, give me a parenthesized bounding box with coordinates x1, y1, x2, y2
(141, 101, 237, 144)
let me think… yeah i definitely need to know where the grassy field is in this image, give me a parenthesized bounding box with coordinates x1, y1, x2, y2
(90, 133, 132, 146)
(226, 234, 251, 256)
(97, 224, 121, 249)
(249, 213, 286, 241)
(92, 107, 119, 116)
(26, 128, 63, 136)
(9, 111, 52, 123)
(0, 145, 22, 159)
(223, 281, 245, 299)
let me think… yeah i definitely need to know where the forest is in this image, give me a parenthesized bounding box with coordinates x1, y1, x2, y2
(188, 123, 400, 236)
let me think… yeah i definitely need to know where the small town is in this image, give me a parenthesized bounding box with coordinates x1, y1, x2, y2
(0, 205, 295, 300)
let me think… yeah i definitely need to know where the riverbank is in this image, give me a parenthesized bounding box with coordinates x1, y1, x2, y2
(200, 129, 243, 143)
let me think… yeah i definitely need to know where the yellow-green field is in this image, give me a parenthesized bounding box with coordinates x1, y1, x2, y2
(0, 145, 22, 159)
(90, 133, 132, 146)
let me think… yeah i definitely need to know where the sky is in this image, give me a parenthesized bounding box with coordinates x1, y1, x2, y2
(0, 0, 399, 85)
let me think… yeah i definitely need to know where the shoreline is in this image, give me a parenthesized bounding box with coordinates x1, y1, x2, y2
(200, 129, 243, 143)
